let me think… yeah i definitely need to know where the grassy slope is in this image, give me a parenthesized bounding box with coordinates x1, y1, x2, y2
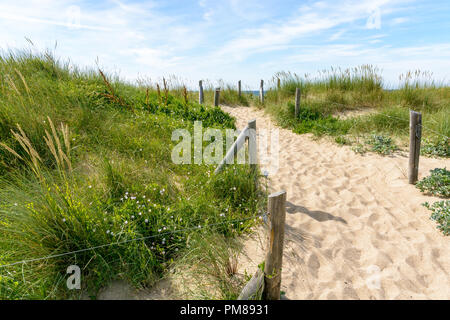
(247, 66, 449, 157)
(0, 51, 264, 299)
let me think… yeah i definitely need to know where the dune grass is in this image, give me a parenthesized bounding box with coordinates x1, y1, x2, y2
(245, 66, 449, 157)
(0, 50, 265, 299)
(1, 52, 448, 299)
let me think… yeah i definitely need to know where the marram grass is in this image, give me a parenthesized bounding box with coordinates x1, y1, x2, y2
(0, 50, 265, 299)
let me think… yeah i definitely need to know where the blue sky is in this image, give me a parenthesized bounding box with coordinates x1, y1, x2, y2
(0, 0, 449, 89)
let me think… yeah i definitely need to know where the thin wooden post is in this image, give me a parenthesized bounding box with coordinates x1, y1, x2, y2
(237, 268, 264, 300)
(263, 191, 286, 300)
(277, 78, 281, 90)
(295, 87, 301, 118)
(238, 80, 242, 97)
(247, 119, 257, 174)
(215, 119, 257, 175)
(214, 87, 220, 107)
(409, 110, 422, 184)
(199, 80, 204, 104)
(259, 80, 264, 104)
(215, 126, 248, 174)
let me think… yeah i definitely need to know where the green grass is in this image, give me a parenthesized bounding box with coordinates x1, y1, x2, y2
(364, 134, 399, 155)
(418, 167, 449, 236)
(250, 66, 449, 157)
(0, 50, 264, 299)
(169, 231, 245, 300)
(416, 168, 450, 198)
(423, 200, 449, 236)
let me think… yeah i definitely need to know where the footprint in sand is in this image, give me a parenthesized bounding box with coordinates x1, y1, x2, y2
(307, 253, 321, 279)
(344, 248, 361, 263)
(342, 286, 360, 300)
(405, 255, 420, 268)
(326, 292, 338, 299)
(367, 213, 380, 226)
(375, 252, 393, 269)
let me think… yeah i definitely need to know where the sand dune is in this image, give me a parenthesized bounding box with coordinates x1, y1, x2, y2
(222, 105, 450, 300)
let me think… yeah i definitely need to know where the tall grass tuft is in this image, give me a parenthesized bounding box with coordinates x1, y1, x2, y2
(0, 49, 264, 299)
(257, 66, 448, 156)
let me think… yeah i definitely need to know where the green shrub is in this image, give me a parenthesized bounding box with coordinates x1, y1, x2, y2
(423, 200, 449, 235)
(258, 67, 448, 157)
(335, 136, 351, 145)
(221, 86, 249, 106)
(364, 134, 398, 155)
(0, 123, 262, 299)
(284, 102, 352, 136)
(422, 137, 450, 157)
(0, 51, 263, 299)
(351, 143, 367, 155)
(416, 168, 450, 197)
(142, 97, 235, 129)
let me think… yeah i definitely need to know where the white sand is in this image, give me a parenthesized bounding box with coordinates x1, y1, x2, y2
(222, 105, 450, 300)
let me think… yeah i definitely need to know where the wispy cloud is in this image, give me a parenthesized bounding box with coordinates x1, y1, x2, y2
(213, 0, 399, 61)
(0, 0, 448, 87)
(0, 11, 111, 31)
(329, 30, 346, 41)
(123, 48, 183, 69)
(262, 43, 450, 86)
(390, 17, 410, 25)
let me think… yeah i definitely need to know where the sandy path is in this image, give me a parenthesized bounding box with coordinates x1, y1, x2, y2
(222, 105, 450, 300)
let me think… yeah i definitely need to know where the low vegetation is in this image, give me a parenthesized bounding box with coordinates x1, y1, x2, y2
(1, 49, 448, 299)
(416, 168, 449, 235)
(0, 50, 265, 299)
(138, 66, 449, 159)
(244, 66, 449, 157)
(416, 168, 450, 198)
(421, 137, 450, 158)
(422, 201, 449, 236)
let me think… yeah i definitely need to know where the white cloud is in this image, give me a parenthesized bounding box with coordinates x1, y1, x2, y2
(391, 17, 409, 25)
(0, 11, 111, 31)
(229, 0, 271, 21)
(329, 30, 346, 41)
(124, 48, 183, 69)
(213, 0, 396, 61)
(263, 43, 450, 86)
(0, 0, 447, 89)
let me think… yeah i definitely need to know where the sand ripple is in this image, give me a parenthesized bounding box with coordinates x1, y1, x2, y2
(223, 106, 450, 300)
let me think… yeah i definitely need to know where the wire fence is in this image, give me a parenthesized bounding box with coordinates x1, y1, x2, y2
(370, 113, 449, 139)
(310, 110, 449, 140)
(0, 212, 268, 269)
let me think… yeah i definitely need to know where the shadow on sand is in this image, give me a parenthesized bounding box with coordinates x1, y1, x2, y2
(285, 201, 347, 224)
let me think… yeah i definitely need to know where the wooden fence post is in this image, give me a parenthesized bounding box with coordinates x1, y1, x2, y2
(238, 80, 242, 97)
(215, 124, 248, 174)
(277, 78, 281, 90)
(247, 119, 257, 174)
(263, 190, 286, 300)
(215, 119, 257, 175)
(295, 88, 301, 118)
(214, 87, 220, 107)
(259, 80, 264, 104)
(199, 80, 204, 104)
(237, 268, 264, 300)
(409, 110, 422, 184)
